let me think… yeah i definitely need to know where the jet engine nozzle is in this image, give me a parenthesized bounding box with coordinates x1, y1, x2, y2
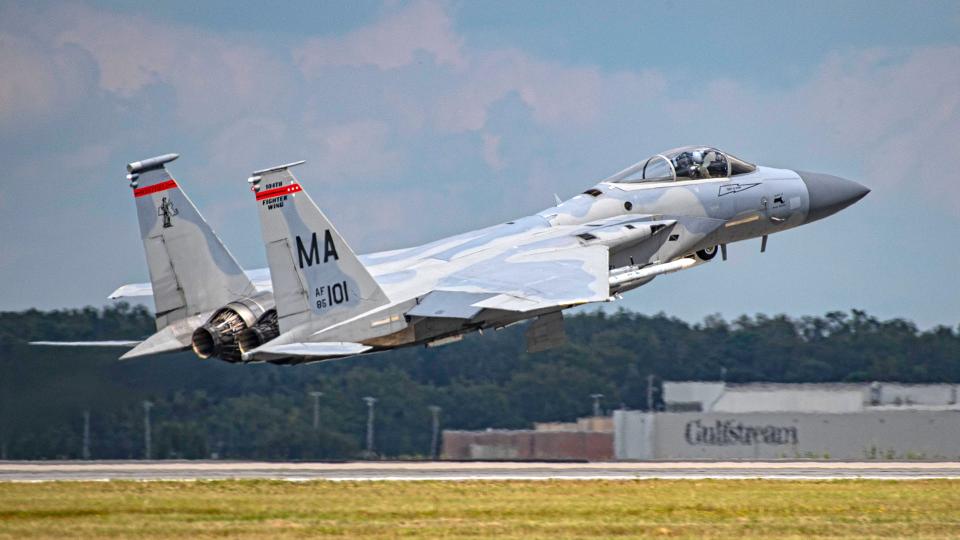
(191, 326, 218, 358)
(190, 294, 274, 362)
(237, 309, 280, 356)
(191, 315, 242, 361)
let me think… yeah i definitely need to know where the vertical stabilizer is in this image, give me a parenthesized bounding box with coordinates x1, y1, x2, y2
(249, 162, 389, 333)
(127, 154, 257, 329)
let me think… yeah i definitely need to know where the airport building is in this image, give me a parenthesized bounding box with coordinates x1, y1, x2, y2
(616, 381, 960, 460)
(442, 417, 613, 460)
(443, 382, 960, 461)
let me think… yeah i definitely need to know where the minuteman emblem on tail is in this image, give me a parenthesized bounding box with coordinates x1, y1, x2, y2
(249, 162, 389, 334)
(158, 197, 179, 228)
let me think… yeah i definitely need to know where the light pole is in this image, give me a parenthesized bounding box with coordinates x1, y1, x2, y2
(309, 391, 324, 430)
(646, 374, 656, 412)
(363, 397, 377, 456)
(82, 410, 91, 460)
(428, 405, 441, 460)
(142, 401, 153, 460)
(589, 394, 604, 417)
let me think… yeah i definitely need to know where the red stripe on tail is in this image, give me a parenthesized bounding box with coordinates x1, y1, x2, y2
(133, 179, 178, 198)
(255, 183, 302, 201)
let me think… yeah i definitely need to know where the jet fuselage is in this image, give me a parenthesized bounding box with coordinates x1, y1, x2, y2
(256, 161, 868, 359)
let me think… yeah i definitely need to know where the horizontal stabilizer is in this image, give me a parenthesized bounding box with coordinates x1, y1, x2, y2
(108, 283, 153, 299)
(243, 341, 371, 361)
(108, 268, 273, 300)
(119, 323, 192, 359)
(30, 340, 141, 348)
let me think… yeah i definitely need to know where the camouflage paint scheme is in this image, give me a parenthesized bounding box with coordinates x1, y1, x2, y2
(39, 147, 868, 364)
(237, 147, 868, 363)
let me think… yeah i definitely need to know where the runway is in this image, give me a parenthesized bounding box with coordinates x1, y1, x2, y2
(2, 461, 959, 481)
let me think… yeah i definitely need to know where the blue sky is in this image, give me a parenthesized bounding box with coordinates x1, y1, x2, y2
(1, 0, 958, 328)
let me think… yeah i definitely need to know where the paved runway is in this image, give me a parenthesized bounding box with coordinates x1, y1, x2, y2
(2, 461, 959, 481)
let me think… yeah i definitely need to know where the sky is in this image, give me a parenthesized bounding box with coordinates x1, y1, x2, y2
(1, 0, 958, 328)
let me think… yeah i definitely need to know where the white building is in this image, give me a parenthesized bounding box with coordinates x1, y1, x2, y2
(615, 382, 960, 460)
(662, 381, 960, 413)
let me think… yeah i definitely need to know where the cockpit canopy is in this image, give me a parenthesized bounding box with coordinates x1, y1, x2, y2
(605, 146, 757, 184)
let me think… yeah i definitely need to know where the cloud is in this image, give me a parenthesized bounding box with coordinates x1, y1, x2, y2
(797, 47, 960, 202)
(0, 33, 98, 129)
(206, 116, 291, 173)
(432, 49, 607, 133)
(481, 133, 503, 170)
(295, 2, 636, 136)
(297, 0, 464, 72)
(664, 46, 960, 212)
(305, 119, 404, 179)
(19, 2, 302, 131)
(1, 0, 959, 314)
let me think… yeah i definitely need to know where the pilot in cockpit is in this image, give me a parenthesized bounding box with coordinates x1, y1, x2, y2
(604, 146, 753, 184)
(674, 150, 704, 179)
(673, 149, 727, 179)
(701, 150, 716, 178)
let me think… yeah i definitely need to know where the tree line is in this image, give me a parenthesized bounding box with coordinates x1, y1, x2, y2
(1, 304, 957, 460)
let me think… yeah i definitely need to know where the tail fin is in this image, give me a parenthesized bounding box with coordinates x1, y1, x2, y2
(248, 162, 389, 333)
(127, 154, 257, 330)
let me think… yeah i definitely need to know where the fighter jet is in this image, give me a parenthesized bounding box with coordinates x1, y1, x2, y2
(239, 146, 868, 363)
(33, 147, 869, 363)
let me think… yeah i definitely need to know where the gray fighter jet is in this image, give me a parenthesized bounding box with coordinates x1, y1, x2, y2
(33, 147, 868, 363)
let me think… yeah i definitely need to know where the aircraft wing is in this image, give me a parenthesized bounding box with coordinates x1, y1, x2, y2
(431, 241, 611, 314)
(416, 215, 686, 315)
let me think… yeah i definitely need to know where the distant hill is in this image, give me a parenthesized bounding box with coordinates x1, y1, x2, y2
(1, 304, 957, 459)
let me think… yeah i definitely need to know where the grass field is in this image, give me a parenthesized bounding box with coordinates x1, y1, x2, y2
(1, 479, 958, 539)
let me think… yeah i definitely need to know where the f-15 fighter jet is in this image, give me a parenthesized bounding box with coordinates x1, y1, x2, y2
(239, 146, 868, 363)
(33, 147, 868, 363)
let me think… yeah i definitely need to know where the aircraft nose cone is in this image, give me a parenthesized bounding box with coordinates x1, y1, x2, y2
(797, 171, 870, 223)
